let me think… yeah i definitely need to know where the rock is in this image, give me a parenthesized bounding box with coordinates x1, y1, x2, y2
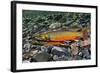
(53, 55, 59, 60)
(40, 46, 48, 53)
(51, 46, 71, 61)
(33, 52, 50, 62)
(71, 47, 79, 56)
(24, 42, 31, 49)
(82, 48, 90, 59)
(29, 49, 39, 56)
(49, 23, 63, 29)
(71, 42, 79, 56)
(23, 60, 30, 63)
(30, 58, 37, 62)
(52, 46, 67, 52)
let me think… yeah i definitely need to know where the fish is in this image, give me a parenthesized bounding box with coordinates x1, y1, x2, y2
(35, 31, 83, 41)
(32, 30, 83, 46)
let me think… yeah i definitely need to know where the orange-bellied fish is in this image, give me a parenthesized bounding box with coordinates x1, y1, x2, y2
(33, 30, 83, 46)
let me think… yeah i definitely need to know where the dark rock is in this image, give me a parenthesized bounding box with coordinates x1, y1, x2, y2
(33, 52, 50, 62)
